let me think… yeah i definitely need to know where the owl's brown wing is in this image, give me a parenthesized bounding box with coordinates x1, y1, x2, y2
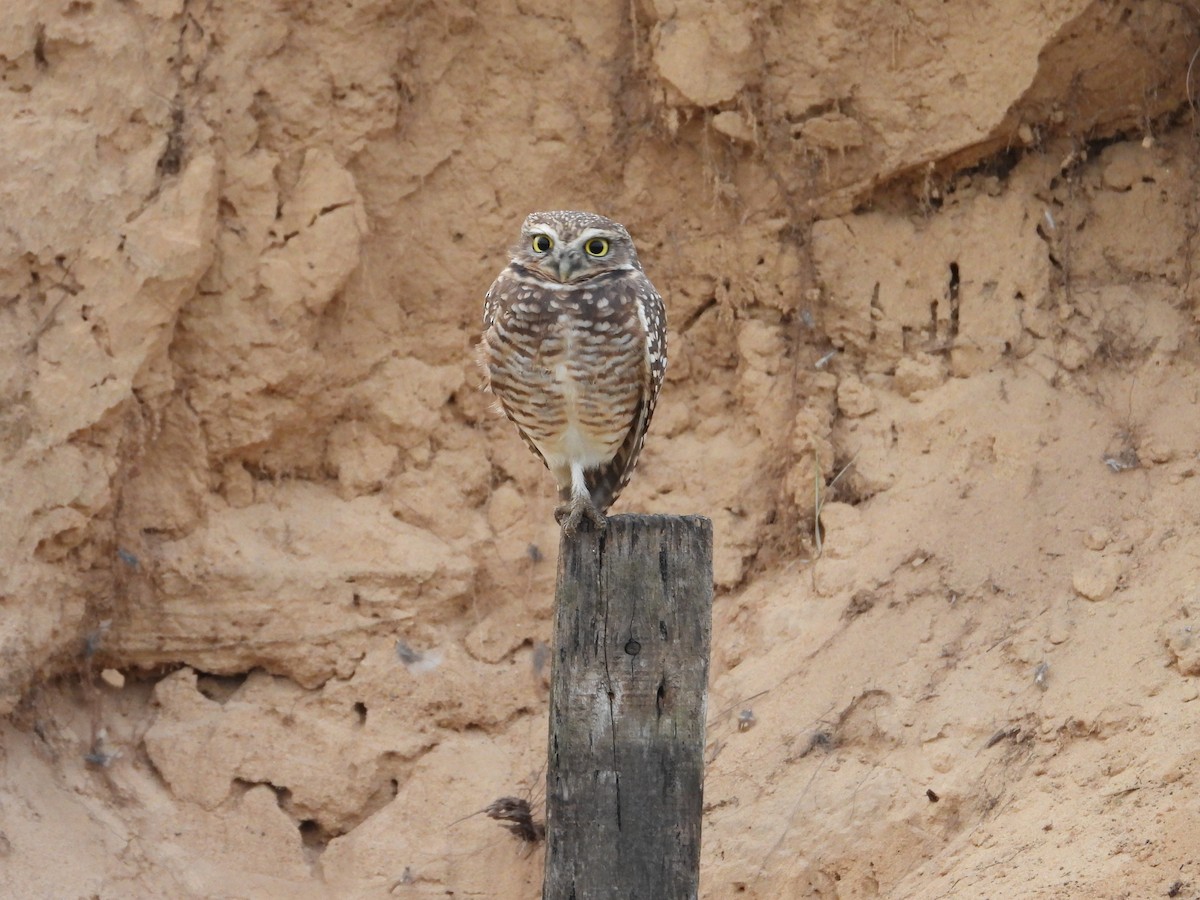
(482, 280, 501, 329)
(480, 276, 553, 471)
(582, 280, 666, 513)
(582, 393, 649, 513)
(477, 281, 500, 394)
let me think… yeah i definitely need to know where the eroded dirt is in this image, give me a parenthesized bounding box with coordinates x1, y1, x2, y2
(2, 1, 1199, 897)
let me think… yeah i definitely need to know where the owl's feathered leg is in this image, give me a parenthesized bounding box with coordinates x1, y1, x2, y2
(555, 462, 607, 536)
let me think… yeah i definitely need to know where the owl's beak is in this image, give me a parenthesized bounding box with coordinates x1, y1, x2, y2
(557, 249, 584, 282)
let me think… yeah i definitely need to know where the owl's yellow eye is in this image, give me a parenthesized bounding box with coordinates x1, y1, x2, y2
(531, 234, 553, 253)
(584, 237, 609, 257)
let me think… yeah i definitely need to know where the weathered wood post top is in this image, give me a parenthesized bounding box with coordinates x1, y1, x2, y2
(544, 513, 714, 900)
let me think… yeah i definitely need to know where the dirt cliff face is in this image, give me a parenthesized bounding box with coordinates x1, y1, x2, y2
(2, 0, 1199, 896)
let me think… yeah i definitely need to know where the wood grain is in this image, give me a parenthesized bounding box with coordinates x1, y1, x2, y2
(544, 514, 713, 900)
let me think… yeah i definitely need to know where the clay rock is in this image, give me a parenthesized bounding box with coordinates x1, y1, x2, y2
(31, 154, 218, 441)
(1164, 606, 1200, 677)
(775, 0, 1192, 215)
(112, 483, 473, 686)
(837, 375, 878, 418)
(1071, 554, 1124, 601)
(894, 355, 946, 398)
(0, 156, 219, 713)
(146, 643, 534, 833)
(259, 148, 368, 318)
(651, 2, 756, 107)
(818, 502, 868, 560)
(815, 187, 1044, 376)
(326, 421, 399, 497)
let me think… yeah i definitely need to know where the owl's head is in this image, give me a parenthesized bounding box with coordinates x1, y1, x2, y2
(512, 210, 641, 284)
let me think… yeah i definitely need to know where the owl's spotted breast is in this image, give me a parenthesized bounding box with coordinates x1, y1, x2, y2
(485, 271, 645, 459)
(480, 210, 666, 535)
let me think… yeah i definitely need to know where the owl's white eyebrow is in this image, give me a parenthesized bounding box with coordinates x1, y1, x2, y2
(526, 226, 561, 244)
(575, 227, 619, 243)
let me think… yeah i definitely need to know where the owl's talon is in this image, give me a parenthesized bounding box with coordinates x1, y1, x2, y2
(555, 497, 607, 537)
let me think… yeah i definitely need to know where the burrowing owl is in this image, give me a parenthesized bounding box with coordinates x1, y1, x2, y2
(480, 210, 667, 535)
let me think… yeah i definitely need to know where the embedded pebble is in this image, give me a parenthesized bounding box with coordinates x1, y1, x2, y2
(1072, 555, 1123, 601)
(1083, 527, 1111, 551)
(1164, 622, 1200, 676)
(894, 355, 944, 397)
(837, 375, 877, 418)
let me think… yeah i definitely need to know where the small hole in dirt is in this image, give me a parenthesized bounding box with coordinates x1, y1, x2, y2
(196, 673, 248, 704)
(353, 702, 367, 726)
(298, 819, 328, 851)
(947, 262, 961, 339)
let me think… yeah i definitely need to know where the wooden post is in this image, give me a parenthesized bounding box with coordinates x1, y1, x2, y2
(544, 514, 713, 900)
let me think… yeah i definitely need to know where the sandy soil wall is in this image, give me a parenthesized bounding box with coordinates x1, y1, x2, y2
(1, 0, 1199, 896)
